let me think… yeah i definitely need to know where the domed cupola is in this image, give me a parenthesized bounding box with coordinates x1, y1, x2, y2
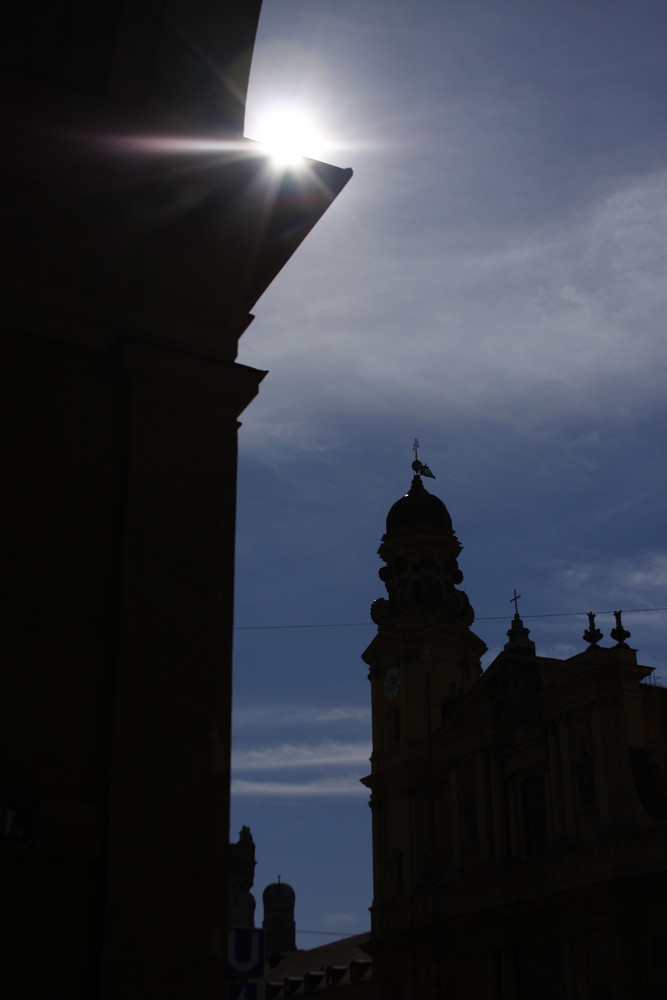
(386, 473, 453, 535)
(371, 442, 474, 628)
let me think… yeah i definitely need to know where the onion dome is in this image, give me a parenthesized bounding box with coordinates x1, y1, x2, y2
(263, 877, 296, 959)
(262, 877, 296, 908)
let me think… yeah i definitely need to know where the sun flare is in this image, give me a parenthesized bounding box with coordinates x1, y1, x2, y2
(252, 103, 325, 166)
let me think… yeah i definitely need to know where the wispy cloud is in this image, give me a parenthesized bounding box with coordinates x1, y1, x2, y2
(626, 554, 667, 593)
(233, 704, 370, 730)
(240, 169, 667, 461)
(547, 550, 667, 607)
(232, 775, 367, 797)
(233, 741, 371, 772)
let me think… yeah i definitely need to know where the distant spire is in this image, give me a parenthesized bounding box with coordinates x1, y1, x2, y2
(504, 592, 536, 655)
(411, 438, 435, 479)
(610, 610, 631, 648)
(583, 611, 603, 647)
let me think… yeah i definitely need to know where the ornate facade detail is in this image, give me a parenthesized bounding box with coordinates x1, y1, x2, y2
(584, 611, 603, 647)
(611, 610, 632, 647)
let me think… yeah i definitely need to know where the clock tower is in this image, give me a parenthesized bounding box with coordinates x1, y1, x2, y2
(361, 449, 487, 977)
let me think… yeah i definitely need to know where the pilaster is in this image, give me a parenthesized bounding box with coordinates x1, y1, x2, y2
(101, 338, 264, 998)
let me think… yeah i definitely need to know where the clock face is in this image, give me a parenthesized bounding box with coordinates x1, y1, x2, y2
(383, 666, 401, 699)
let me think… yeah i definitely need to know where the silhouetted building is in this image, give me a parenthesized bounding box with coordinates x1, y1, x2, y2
(264, 877, 298, 963)
(363, 457, 667, 1000)
(262, 932, 373, 998)
(0, 3, 351, 997)
(229, 825, 257, 928)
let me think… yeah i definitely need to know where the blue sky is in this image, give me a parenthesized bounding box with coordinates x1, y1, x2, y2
(230, 0, 667, 946)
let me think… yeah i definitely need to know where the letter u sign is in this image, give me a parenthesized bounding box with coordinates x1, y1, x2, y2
(228, 928, 264, 978)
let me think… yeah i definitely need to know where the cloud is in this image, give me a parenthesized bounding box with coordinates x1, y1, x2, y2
(546, 550, 667, 608)
(233, 704, 371, 730)
(239, 169, 667, 463)
(233, 741, 371, 772)
(626, 553, 667, 593)
(231, 775, 367, 797)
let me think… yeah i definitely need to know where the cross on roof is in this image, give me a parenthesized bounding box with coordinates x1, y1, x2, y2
(510, 589, 521, 615)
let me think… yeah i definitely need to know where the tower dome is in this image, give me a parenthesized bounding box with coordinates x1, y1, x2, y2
(262, 877, 296, 908)
(371, 446, 474, 628)
(386, 474, 453, 535)
(262, 877, 296, 960)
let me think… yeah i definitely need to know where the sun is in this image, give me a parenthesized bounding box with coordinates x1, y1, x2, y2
(251, 103, 325, 166)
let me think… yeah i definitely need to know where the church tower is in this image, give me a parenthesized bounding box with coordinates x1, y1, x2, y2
(362, 449, 667, 1000)
(262, 877, 296, 965)
(361, 445, 487, 948)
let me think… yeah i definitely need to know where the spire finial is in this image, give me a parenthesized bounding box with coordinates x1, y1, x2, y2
(610, 610, 631, 648)
(503, 589, 535, 653)
(583, 611, 603, 647)
(411, 439, 436, 479)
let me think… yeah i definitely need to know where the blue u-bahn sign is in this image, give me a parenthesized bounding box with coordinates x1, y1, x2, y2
(228, 927, 264, 979)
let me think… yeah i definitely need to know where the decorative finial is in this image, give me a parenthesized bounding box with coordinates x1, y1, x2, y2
(411, 438, 435, 479)
(583, 611, 603, 647)
(510, 589, 521, 615)
(610, 610, 631, 648)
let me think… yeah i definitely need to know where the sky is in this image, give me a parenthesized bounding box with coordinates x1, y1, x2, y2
(229, 0, 667, 947)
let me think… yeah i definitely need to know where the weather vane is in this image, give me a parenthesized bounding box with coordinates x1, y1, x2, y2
(411, 438, 435, 479)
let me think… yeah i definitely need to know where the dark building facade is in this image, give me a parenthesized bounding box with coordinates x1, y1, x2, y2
(1, 4, 351, 997)
(262, 932, 373, 999)
(363, 462, 667, 1000)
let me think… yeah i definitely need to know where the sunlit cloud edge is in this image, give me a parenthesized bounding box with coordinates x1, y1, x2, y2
(233, 740, 371, 772)
(233, 704, 371, 730)
(232, 775, 367, 797)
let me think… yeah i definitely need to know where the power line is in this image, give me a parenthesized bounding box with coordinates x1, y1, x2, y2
(234, 607, 667, 632)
